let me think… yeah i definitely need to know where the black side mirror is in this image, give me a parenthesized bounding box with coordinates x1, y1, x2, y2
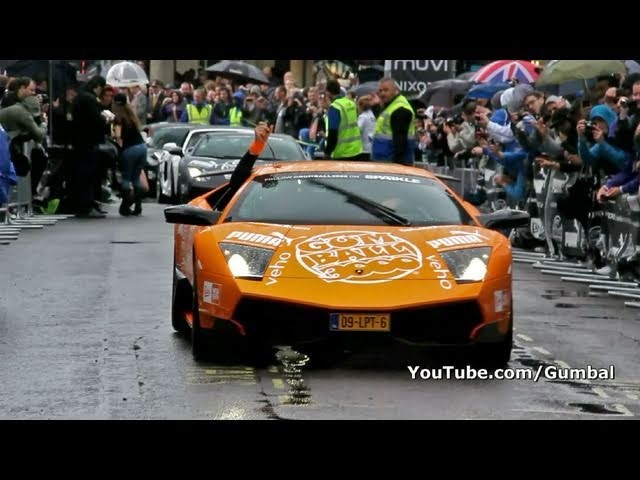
(477, 209, 530, 230)
(164, 205, 222, 226)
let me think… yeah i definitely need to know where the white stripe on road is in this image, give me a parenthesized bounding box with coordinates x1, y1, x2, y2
(532, 346, 551, 356)
(613, 404, 634, 416)
(592, 387, 609, 398)
(516, 334, 533, 342)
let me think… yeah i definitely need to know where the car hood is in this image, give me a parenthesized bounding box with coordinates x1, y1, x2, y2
(202, 223, 511, 307)
(187, 156, 271, 173)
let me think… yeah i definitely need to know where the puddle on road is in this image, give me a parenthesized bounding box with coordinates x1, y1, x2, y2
(515, 358, 555, 370)
(567, 403, 623, 415)
(554, 303, 579, 309)
(274, 346, 312, 405)
(515, 347, 628, 416)
(541, 288, 589, 300)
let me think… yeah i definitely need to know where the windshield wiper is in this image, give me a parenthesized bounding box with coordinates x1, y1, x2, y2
(308, 179, 411, 226)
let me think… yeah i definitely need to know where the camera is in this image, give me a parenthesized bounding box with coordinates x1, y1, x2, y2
(446, 114, 464, 126)
(620, 98, 628, 107)
(583, 120, 596, 142)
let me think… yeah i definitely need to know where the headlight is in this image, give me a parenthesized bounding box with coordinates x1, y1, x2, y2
(188, 167, 203, 178)
(219, 242, 275, 279)
(439, 247, 491, 283)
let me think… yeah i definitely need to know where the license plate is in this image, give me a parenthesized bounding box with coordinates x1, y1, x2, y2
(329, 313, 391, 332)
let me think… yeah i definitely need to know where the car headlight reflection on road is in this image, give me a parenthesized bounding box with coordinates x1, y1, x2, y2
(219, 242, 274, 279)
(440, 247, 491, 283)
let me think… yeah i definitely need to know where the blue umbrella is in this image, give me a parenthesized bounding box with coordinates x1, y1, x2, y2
(467, 81, 512, 100)
(626, 60, 640, 74)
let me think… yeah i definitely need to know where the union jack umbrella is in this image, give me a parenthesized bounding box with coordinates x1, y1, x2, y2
(470, 60, 540, 84)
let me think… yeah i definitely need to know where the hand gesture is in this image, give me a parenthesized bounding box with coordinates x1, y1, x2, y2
(494, 175, 510, 186)
(535, 117, 548, 136)
(475, 112, 489, 127)
(254, 122, 273, 143)
(605, 186, 621, 198)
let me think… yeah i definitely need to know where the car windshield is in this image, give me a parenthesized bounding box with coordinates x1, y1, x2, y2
(193, 134, 304, 161)
(225, 172, 474, 226)
(149, 127, 190, 148)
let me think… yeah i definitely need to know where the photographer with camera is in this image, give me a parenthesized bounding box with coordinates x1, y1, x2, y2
(613, 80, 640, 153)
(577, 104, 629, 175)
(444, 99, 479, 165)
(515, 92, 568, 159)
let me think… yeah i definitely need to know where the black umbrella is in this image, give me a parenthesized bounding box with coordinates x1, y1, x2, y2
(349, 81, 379, 97)
(418, 79, 472, 108)
(206, 60, 268, 84)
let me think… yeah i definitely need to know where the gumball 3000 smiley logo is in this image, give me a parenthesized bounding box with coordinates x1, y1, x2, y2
(295, 231, 422, 284)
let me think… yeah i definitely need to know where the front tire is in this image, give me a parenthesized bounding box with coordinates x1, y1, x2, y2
(171, 256, 190, 334)
(156, 168, 171, 204)
(475, 312, 513, 367)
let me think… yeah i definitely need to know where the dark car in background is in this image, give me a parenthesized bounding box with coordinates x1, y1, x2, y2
(176, 130, 309, 203)
(142, 122, 191, 198)
(154, 125, 248, 204)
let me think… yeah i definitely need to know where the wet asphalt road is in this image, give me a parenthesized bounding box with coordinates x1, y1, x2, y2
(1, 202, 639, 420)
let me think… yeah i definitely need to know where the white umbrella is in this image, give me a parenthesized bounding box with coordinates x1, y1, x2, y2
(106, 61, 149, 87)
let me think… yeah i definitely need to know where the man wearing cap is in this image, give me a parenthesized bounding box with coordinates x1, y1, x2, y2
(544, 95, 569, 115)
(475, 88, 517, 149)
(147, 80, 165, 123)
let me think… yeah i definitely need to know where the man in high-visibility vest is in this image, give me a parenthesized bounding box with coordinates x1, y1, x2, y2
(323, 79, 365, 160)
(180, 88, 213, 124)
(229, 91, 244, 126)
(371, 77, 416, 165)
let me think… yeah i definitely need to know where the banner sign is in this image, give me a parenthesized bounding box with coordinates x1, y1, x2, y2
(384, 60, 456, 96)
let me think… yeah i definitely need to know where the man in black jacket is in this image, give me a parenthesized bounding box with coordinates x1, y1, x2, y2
(68, 75, 107, 218)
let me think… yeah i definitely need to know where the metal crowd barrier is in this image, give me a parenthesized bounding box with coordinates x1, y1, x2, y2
(0, 141, 73, 247)
(414, 162, 478, 199)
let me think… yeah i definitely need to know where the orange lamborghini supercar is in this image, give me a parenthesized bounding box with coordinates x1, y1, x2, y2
(166, 161, 529, 365)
